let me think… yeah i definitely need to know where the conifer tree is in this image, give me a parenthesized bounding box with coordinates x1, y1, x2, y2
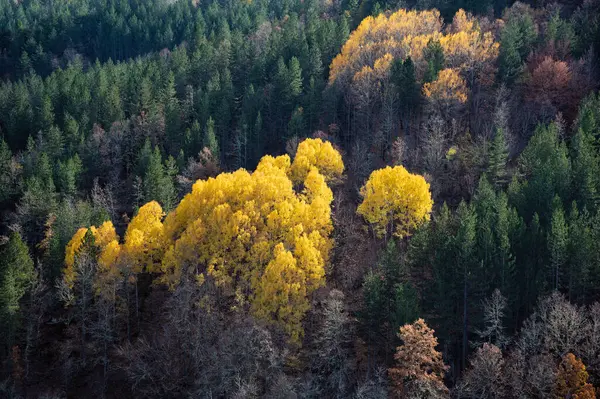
(0, 232, 34, 353)
(488, 128, 509, 189)
(548, 197, 568, 291)
(203, 116, 219, 160)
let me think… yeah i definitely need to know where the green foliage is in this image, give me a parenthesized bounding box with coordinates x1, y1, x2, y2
(391, 57, 420, 115)
(0, 232, 34, 350)
(548, 197, 568, 291)
(512, 123, 571, 224)
(423, 40, 445, 83)
(361, 240, 420, 352)
(499, 11, 537, 83)
(203, 117, 220, 160)
(143, 147, 178, 211)
(488, 128, 509, 189)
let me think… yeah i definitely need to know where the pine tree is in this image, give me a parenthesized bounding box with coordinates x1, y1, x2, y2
(548, 197, 568, 291)
(0, 232, 35, 354)
(203, 116, 219, 160)
(571, 128, 600, 213)
(488, 128, 509, 189)
(391, 57, 419, 118)
(423, 40, 445, 83)
(288, 56, 303, 99)
(143, 146, 177, 211)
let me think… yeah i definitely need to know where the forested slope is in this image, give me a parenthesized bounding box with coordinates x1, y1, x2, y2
(1, 0, 600, 397)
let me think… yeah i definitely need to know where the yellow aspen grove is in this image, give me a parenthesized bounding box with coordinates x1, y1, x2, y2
(328, 8, 498, 101)
(357, 166, 433, 238)
(158, 141, 340, 342)
(62, 138, 342, 343)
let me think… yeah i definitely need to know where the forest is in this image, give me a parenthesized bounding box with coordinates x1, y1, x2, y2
(1, 0, 600, 397)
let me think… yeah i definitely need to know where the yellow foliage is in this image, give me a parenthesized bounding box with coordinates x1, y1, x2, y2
(357, 166, 433, 238)
(251, 243, 310, 342)
(123, 201, 166, 274)
(157, 138, 341, 342)
(64, 227, 89, 289)
(290, 138, 344, 184)
(90, 221, 118, 249)
(62, 139, 343, 343)
(423, 68, 469, 104)
(329, 8, 498, 102)
(63, 221, 121, 292)
(96, 239, 122, 298)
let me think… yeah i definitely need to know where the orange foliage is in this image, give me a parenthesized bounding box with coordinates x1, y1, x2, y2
(389, 319, 449, 397)
(555, 353, 597, 399)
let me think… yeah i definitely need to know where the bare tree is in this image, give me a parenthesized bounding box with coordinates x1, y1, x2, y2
(517, 292, 589, 358)
(455, 344, 506, 399)
(311, 289, 354, 398)
(474, 289, 509, 349)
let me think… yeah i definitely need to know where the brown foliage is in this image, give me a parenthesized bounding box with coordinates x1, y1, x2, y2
(555, 353, 597, 399)
(388, 319, 448, 398)
(527, 56, 571, 103)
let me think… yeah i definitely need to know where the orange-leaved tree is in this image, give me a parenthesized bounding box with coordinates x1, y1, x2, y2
(555, 353, 597, 399)
(389, 318, 449, 398)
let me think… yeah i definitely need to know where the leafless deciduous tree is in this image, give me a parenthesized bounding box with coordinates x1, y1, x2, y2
(455, 343, 506, 399)
(119, 280, 285, 398)
(475, 289, 510, 349)
(311, 289, 354, 398)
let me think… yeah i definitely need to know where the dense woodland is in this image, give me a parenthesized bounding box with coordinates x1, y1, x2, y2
(1, 0, 600, 397)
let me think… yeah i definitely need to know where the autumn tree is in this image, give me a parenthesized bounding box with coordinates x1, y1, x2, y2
(423, 68, 468, 118)
(357, 166, 433, 238)
(146, 138, 344, 343)
(555, 353, 596, 399)
(329, 8, 498, 102)
(389, 318, 449, 398)
(289, 138, 345, 184)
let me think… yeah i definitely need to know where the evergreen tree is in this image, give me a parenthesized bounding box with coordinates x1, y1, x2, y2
(488, 128, 509, 189)
(143, 147, 177, 211)
(0, 232, 35, 354)
(548, 197, 568, 291)
(203, 116, 220, 160)
(571, 128, 600, 213)
(423, 40, 445, 83)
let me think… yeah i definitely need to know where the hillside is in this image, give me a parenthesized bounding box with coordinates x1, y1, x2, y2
(1, 0, 600, 397)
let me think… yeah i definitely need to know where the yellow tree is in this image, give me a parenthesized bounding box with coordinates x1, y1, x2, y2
(122, 201, 166, 274)
(290, 138, 345, 184)
(357, 166, 433, 238)
(329, 8, 498, 99)
(423, 68, 469, 118)
(63, 221, 120, 293)
(156, 139, 342, 343)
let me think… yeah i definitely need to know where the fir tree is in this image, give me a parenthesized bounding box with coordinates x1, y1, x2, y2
(488, 128, 509, 189)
